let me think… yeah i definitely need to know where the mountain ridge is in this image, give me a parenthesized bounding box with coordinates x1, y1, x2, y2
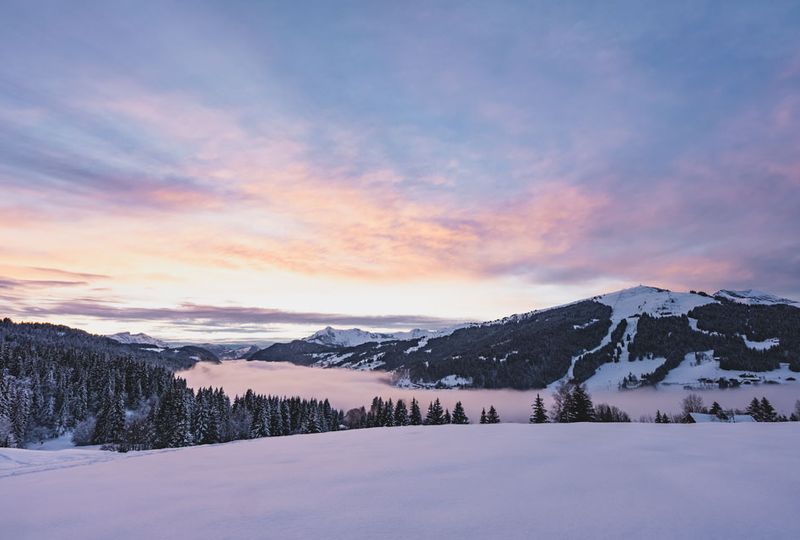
(249, 285, 800, 390)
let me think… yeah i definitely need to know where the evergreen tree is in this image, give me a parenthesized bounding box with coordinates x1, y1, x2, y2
(451, 401, 469, 424)
(394, 399, 409, 426)
(530, 394, 548, 423)
(746, 397, 763, 421)
(383, 399, 395, 427)
(709, 401, 726, 419)
(655, 410, 663, 423)
(409, 398, 423, 425)
(425, 399, 445, 425)
(480, 408, 487, 424)
(444, 409, 452, 424)
(760, 397, 777, 422)
(486, 405, 500, 424)
(568, 385, 594, 422)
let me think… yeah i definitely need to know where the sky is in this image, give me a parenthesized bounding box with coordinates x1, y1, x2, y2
(1, 1, 799, 343)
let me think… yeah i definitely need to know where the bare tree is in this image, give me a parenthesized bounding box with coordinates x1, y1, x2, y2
(681, 393, 705, 417)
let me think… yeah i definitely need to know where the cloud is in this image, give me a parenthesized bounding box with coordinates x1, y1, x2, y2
(12, 299, 464, 331)
(0, 277, 89, 290)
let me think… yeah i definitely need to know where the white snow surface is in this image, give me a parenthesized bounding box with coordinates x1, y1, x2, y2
(740, 335, 780, 350)
(2, 424, 799, 540)
(661, 352, 799, 388)
(715, 289, 799, 306)
(304, 326, 452, 347)
(107, 332, 170, 348)
(595, 285, 717, 320)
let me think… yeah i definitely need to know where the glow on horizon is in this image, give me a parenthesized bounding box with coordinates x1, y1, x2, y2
(1, 2, 799, 341)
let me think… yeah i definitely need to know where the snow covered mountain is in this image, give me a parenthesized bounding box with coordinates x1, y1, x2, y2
(304, 326, 446, 347)
(250, 285, 800, 391)
(107, 332, 170, 348)
(714, 289, 800, 306)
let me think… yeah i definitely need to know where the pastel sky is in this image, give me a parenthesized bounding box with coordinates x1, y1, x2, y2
(1, 1, 799, 342)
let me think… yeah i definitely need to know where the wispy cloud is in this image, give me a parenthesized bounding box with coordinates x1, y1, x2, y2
(12, 299, 464, 331)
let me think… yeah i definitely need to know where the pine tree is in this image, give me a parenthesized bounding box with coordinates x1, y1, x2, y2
(655, 410, 663, 423)
(425, 399, 445, 425)
(444, 409, 452, 424)
(306, 410, 320, 434)
(383, 399, 395, 427)
(480, 408, 487, 424)
(569, 385, 594, 422)
(760, 397, 777, 422)
(486, 405, 500, 424)
(394, 399, 409, 426)
(530, 394, 547, 423)
(409, 398, 422, 425)
(451, 401, 469, 424)
(746, 397, 762, 421)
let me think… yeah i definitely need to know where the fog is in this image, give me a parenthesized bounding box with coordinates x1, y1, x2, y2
(179, 360, 800, 422)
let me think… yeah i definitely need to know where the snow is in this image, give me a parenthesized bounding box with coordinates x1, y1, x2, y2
(689, 413, 755, 423)
(584, 356, 667, 392)
(436, 374, 472, 387)
(740, 335, 780, 350)
(404, 337, 429, 354)
(595, 285, 717, 320)
(304, 326, 458, 348)
(107, 332, 170, 348)
(0, 446, 124, 478)
(715, 289, 799, 306)
(661, 352, 799, 388)
(25, 432, 76, 451)
(2, 424, 799, 540)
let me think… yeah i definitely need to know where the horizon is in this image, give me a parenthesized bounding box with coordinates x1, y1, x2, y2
(2, 2, 800, 341)
(4, 283, 795, 344)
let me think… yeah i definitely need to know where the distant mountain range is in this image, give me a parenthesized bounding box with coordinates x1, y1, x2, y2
(305, 326, 458, 348)
(249, 286, 800, 390)
(106, 332, 260, 360)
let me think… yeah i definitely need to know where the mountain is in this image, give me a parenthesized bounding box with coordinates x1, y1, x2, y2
(304, 326, 449, 347)
(107, 332, 170, 348)
(249, 285, 800, 390)
(0, 319, 218, 370)
(197, 343, 261, 360)
(715, 289, 800, 306)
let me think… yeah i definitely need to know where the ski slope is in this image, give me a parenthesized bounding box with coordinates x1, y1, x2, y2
(2, 424, 799, 540)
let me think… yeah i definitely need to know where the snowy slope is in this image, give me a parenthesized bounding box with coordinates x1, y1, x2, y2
(107, 332, 170, 348)
(715, 289, 800, 306)
(595, 285, 717, 320)
(2, 424, 799, 540)
(304, 326, 447, 347)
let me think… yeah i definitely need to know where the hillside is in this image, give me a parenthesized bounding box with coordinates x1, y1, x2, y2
(0, 319, 219, 370)
(249, 286, 800, 390)
(2, 423, 799, 540)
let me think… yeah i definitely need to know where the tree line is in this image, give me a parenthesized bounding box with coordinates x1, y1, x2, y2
(0, 325, 344, 450)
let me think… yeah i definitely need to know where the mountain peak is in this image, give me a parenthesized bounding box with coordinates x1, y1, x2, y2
(107, 332, 170, 348)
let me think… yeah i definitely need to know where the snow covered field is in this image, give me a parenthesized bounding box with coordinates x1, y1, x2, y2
(2, 423, 799, 539)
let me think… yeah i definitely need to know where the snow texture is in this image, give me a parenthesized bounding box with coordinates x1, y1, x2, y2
(107, 332, 170, 348)
(715, 289, 799, 306)
(2, 424, 799, 540)
(595, 285, 717, 319)
(304, 326, 450, 347)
